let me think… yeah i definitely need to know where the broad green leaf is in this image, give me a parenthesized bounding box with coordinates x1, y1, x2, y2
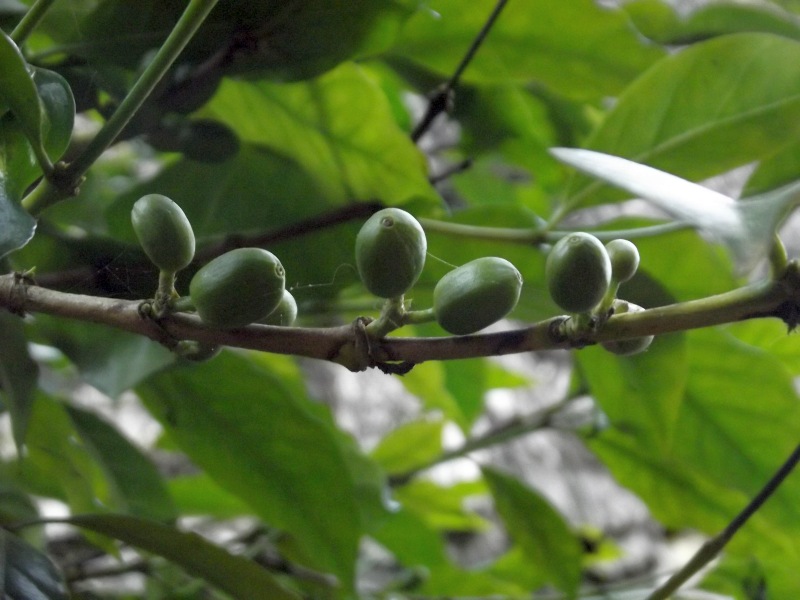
(482, 467, 582, 598)
(551, 148, 797, 270)
(394, 479, 488, 532)
(625, 0, 800, 45)
(169, 474, 252, 519)
(0, 479, 38, 526)
(33, 317, 175, 398)
(138, 352, 361, 589)
(202, 63, 437, 205)
(390, 0, 664, 100)
(0, 311, 38, 448)
(21, 395, 100, 515)
(577, 332, 689, 452)
(570, 33, 800, 207)
(370, 417, 444, 475)
(400, 362, 467, 429)
(63, 514, 300, 600)
(0, 529, 67, 600)
(66, 406, 176, 521)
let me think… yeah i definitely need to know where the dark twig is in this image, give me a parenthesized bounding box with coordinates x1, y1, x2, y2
(429, 157, 474, 185)
(193, 200, 384, 264)
(411, 0, 510, 142)
(646, 441, 800, 600)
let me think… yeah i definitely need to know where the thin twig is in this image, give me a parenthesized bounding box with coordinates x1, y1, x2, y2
(411, 0, 510, 142)
(10, 0, 57, 45)
(646, 442, 800, 600)
(389, 398, 572, 486)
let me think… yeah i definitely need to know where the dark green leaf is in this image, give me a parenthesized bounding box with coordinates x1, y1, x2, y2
(66, 405, 176, 521)
(0, 30, 45, 163)
(0, 529, 67, 600)
(63, 514, 300, 600)
(0, 311, 38, 448)
(138, 352, 362, 589)
(482, 467, 582, 597)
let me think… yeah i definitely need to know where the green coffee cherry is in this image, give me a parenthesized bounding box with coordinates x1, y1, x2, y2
(131, 194, 195, 273)
(356, 208, 426, 298)
(433, 257, 523, 335)
(601, 301, 654, 356)
(259, 290, 298, 326)
(605, 239, 639, 283)
(189, 248, 285, 328)
(174, 340, 222, 362)
(546, 232, 611, 313)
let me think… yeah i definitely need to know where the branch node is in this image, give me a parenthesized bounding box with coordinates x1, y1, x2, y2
(6, 270, 35, 317)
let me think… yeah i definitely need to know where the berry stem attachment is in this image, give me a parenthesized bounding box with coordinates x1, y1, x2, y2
(365, 296, 407, 339)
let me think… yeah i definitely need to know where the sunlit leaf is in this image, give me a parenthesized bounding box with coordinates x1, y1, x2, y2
(370, 418, 444, 476)
(482, 467, 582, 597)
(550, 147, 796, 270)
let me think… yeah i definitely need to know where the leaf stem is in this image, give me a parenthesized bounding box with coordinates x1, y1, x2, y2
(10, 0, 56, 45)
(419, 217, 689, 246)
(389, 398, 572, 486)
(22, 0, 220, 216)
(411, 0, 509, 142)
(646, 441, 800, 600)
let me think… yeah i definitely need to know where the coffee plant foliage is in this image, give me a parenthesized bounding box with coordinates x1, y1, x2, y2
(2, 1, 800, 598)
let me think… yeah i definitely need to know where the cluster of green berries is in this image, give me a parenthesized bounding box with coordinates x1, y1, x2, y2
(355, 208, 523, 335)
(545, 232, 653, 355)
(131, 194, 297, 338)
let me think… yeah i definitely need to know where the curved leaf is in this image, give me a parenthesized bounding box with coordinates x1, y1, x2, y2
(66, 406, 176, 522)
(0, 310, 38, 449)
(63, 514, 300, 600)
(571, 33, 800, 207)
(138, 352, 362, 589)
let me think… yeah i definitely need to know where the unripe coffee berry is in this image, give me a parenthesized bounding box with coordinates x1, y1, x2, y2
(356, 208, 427, 298)
(189, 248, 285, 328)
(131, 194, 195, 273)
(546, 232, 611, 313)
(605, 239, 639, 283)
(601, 301, 654, 356)
(433, 257, 523, 335)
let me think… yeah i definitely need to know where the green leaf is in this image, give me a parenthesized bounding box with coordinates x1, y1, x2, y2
(202, 63, 437, 206)
(394, 479, 488, 532)
(370, 417, 444, 475)
(390, 0, 664, 100)
(481, 467, 582, 597)
(62, 514, 300, 600)
(570, 33, 800, 207)
(399, 362, 467, 429)
(0, 312, 38, 448)
(625, 0, 800, 45)
(138, 352, 362, 589)
(0, 529, 68, 600)
(0, 65, 74, 258)
(169, 474, 253, 519)
(34, 317, 176, 398)
(0, 30, 47, 169)
(66, 406, 176, 522)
